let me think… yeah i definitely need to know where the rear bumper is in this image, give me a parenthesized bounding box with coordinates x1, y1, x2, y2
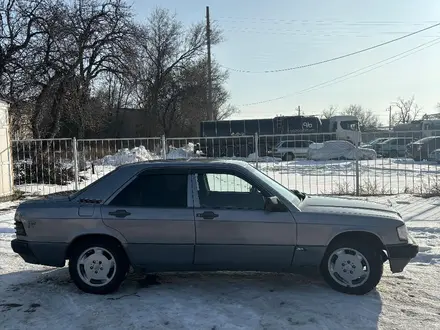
(386, 241, 419, 273)
(11, 239, 67, 267)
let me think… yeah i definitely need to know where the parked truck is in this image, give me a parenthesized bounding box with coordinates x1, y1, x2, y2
(195, 115, 361, 157)
(393, 114, 440, 139)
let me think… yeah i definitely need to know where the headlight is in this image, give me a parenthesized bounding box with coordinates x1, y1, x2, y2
(397, 224, 409, 241)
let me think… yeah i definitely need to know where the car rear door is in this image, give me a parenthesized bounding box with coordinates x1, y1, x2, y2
(296, 140, 311, 157)
(101, 168, 195, 269)
(191, 168, 296, 269)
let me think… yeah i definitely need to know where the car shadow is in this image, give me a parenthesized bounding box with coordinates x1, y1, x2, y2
(0, 268, 383, 329)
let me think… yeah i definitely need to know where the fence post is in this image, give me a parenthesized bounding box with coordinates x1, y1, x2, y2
(161, 134, 167, 160)
(355, 142, 360, 196)
(72, 137, 79, 191)
(254, 132, 259, 169)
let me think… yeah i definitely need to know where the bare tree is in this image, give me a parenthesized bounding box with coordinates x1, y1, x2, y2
(0, 0, 44, 99)
(133, 7, 224, 136)
(21, 0, 135, 138)
(342, 104, 380, 130)
(3, 2, 235, 139)
(392, 96, 421, 124)
(321, 105, 338, 119)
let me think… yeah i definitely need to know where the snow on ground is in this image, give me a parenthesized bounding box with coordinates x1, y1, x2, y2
(0, 196, 439, 329)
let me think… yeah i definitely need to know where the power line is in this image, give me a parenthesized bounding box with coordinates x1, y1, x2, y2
(221, 22, 440, 74)
(220, 26, 440, 38)
(217, 17, 438, 26)
(222, 28, 440, 38)
(239, 37, 440, 107)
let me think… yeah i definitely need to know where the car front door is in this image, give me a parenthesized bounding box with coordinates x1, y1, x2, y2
(191, 169, 296, 269)
(101, 169, 195, 270)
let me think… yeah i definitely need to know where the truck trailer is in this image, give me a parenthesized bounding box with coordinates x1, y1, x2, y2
(195, 115, 361, 158)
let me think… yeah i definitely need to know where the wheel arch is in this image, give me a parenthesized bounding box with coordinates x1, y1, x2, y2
(324, 230, 387, 263)
(65, 233, 130, 264)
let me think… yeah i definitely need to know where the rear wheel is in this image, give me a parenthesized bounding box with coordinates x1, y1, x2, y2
(283, 152, 295, 161)
(321, 239, 383, 295)
(69, 239, 129, 294)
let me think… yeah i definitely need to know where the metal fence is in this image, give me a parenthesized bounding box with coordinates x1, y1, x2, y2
(5, 130, 440, 197)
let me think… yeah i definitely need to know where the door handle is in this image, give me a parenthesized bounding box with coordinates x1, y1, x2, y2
(108, 210, 131, 218)
(196, 211, 219, 219)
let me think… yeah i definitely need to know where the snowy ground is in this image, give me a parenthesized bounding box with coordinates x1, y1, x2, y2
(0, 195, 439, 329)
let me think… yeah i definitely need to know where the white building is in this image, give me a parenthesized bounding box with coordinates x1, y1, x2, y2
(0, 99, 13, 198)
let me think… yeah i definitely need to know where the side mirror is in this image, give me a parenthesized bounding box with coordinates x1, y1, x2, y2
(264, 196, 287, 212)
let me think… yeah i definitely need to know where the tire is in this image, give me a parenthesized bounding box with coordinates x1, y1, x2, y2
(390, 150, 398, 158)
(69, 238, 129, 294)
(283, 153, 295, 161)
(320, 239, 383, 295)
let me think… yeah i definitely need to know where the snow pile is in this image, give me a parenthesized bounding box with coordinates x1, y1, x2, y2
(167, 142, 203, 159)
(97, 146, 159, 166)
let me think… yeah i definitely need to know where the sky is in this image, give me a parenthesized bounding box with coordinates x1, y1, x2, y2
(130, 0, 440, 125)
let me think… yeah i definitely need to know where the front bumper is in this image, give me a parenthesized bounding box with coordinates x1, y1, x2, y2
(11, 239, 67, 267)
(386, 240, 419, 273)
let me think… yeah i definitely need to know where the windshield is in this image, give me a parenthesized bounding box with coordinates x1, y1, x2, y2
(414, 137, 435, 144)
(246, 163, 301, 207)
(370, 138, 388, 145)
(340, 120, 359, 131)
(378, 138, 394, 145)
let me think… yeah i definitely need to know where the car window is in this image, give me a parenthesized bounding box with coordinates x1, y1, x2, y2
(286, 141, 295, 148)
(277, 141, 286, 148)
(196, 171, 266, 210)
(109, 173, 188, 208)
(206, 173, 252, 192)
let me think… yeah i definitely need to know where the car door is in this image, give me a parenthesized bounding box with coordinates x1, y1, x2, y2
(276, 141, 287, 156)
(191, 168, 296, 269)
(101, 168, 195, 270)
(296, 140, 310, 157)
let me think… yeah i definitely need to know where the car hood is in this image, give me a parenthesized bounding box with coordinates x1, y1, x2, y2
(298, 196, 401, 220)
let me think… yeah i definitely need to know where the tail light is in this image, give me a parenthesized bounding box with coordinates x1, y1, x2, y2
(14, 212, 27, 236)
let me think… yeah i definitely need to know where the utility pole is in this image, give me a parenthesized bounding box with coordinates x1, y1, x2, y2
(387, 106, 392, 130)
(206, 6, 213, 120)
(297, 105, 301, 116)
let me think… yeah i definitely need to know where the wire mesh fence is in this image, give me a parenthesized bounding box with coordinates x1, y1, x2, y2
(6, 130, 440, 197)
(10, 137, 162, 195)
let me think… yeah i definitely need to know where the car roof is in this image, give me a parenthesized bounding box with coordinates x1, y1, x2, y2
(117, 158, 250, 170)
(414, 136, 440, 143)
(380, 137, 412, 141)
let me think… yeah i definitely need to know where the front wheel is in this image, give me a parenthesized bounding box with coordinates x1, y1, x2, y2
(321, 240, 383, 295)
(69, 239, 129, 294)
(283, 153, 295, 161)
